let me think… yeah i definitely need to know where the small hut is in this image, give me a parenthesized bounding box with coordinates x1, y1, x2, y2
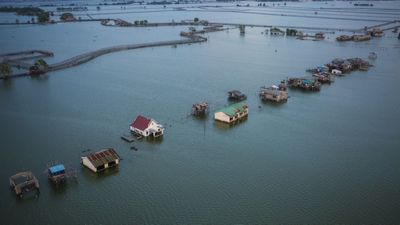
(81, 148, 120, 173)
(228, 90, 247, 101)
(9, 171, 40, 198)
(192, 102, 209, 116)
(48, 164, 66, 184)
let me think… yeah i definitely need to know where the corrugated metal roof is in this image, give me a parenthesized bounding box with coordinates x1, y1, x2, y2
(217, 102, 247, 117)
(131, 115, 151, 131)
(86, 148, 120, 168)
(49, 164, 65, 174)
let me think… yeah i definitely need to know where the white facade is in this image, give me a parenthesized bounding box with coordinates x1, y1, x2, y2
(81, 157, 119, 173)
(214, 108, 249, 124)
(214, 112, 232, 123)
(332, 69, 342, 75)
(130, 120, 164, 137)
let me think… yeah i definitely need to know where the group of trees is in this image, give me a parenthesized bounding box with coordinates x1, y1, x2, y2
(134, 20, 148, 26)
(0, 63, 12, 79)
(60, 12, 75, 21)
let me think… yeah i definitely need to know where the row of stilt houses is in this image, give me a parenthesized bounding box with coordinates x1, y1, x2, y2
(8, 55, 374, 199)
(192, 56, 373, 126)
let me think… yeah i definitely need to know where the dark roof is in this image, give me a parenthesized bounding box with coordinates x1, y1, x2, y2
(86, 148, 120, 168)
(131, 115, 151, 131)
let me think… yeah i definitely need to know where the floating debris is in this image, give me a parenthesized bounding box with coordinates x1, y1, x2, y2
(9, 171, 40, 198)
(121, 133, 135, 143)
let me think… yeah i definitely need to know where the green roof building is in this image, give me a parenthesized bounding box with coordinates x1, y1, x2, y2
(214, 102, 248, 123)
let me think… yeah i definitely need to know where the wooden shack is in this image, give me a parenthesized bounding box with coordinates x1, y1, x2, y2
(48, 164, 66, 184)
(192, 102, 209, 116)
(259, 86, 288, 102)
(81, 148, 120, 173)
(228, 90, 247, 101)
(9, 171, 40, 198)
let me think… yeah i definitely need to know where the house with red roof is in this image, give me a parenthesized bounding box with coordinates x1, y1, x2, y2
(81, 148, 120, 173)
(130, 115, 164, 137)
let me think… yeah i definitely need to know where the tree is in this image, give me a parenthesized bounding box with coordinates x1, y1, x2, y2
(60, 12, 74, 21)
(37, 12, 50, 23)
(0, 63, 12, 79)
(15, 19, 19, 24)
(35, 59, 48, 70)
(194, 17, 199, 22)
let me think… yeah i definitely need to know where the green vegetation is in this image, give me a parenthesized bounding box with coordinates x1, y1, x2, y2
(60, 12, 75, 21)
(0, 6, 44, 16)
(134, 20, 148, 26)
(35, 59, 49, 70)
(286, 28, 298, 36)
(194, 17, 199, 22)
(0, 63, 12, 79)
(37, 12, 50, 23)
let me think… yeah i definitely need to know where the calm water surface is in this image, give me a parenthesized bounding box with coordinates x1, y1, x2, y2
(0, 1, 400, 224)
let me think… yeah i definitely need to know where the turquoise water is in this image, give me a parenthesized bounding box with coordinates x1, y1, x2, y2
(1, 1, 400, 224)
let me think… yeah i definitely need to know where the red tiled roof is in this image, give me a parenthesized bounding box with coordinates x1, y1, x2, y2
(86, 148, 120, 167)
(131, 115, 151, 131)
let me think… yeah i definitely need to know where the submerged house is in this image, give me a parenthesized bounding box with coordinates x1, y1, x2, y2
(130, 115, 164, 137)
(81, 148, 120, 173)
(48, 164, 66, 184)
(214, 102, 248, 123)
(9, 171, 40, 198)
(259, 86, 288, 102)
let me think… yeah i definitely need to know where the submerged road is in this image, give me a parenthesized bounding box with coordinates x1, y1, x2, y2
(0, 37, 207, 79)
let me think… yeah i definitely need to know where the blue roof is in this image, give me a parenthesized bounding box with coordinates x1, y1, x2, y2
(49, 164, 65, 174)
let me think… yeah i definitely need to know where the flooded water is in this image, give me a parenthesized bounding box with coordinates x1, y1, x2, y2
(1, 1, 400, 224)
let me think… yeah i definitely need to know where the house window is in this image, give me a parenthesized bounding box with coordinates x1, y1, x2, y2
(108, 161, 116, 167)
(97, 165, 105, 171)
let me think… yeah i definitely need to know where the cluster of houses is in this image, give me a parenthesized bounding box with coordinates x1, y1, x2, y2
(336, 28, 385, 42)
(287, 57, 373, 93)
(10, 147, 121, 198)
(265, 27, 325, 40)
